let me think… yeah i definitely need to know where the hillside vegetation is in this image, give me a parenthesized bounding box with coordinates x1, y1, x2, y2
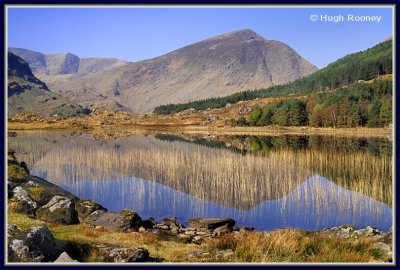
(154, 40, 392, 115)
(242, 77, 392, 128)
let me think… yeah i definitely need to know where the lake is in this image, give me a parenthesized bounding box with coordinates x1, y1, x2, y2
(8, 130, 393, 231)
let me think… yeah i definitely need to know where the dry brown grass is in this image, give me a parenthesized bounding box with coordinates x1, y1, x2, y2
(81, 225, 106, 238)
(7, 211, 389, 263)
(204, 229, 387, 263)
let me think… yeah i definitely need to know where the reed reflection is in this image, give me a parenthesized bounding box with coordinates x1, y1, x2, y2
(9, 131, 392, 231)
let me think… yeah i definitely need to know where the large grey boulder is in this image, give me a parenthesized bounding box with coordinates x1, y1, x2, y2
(8, 226, 59, 262)
(94, 243, 149, 262)
(36, 196, 77, 225)
(83, 209, 142, 232)
(75, 199, 107, 223)
(8, 186, 38, 215)
(188, 218, 235, 230)
(23, 175, 79, 203)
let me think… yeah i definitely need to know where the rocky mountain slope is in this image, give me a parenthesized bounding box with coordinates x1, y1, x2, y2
(8, 48, 129, 111)
(9, 48, 128, 75)
(7, 52, 86, 118)
(11, 29, 318, 113)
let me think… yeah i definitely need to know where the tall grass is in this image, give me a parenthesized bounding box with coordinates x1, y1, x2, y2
(205, 230, 387, 262)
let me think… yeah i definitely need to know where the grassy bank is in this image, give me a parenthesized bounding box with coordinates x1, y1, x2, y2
(8, 211, 389, 263)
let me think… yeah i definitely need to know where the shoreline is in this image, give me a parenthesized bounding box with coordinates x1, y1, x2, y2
(8, 122, 393, 139)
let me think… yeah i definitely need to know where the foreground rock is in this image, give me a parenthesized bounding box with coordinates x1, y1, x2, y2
(93, 243, 149, 262)
(162, 217, 184, 228)
(84, 210, 142, 232)
(8, 186, 38, 216)
(188, 218, 235, 230)
(36, 196, 77, 225)
(54, 252, 79, 263)
(9, 178, 80, 218)
(7, 150, 79, 216)
(23, 175, 79, 202)
(157, 217, 185, 234)
(320, 225, 385, 239)
(8, 225, 59, 262)
(75, 199, 107, 223)
(140, 218, 157, 230)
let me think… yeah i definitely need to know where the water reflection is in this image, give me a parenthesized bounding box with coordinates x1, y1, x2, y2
(156, 133, 392, 157)
(50, 175, 392, 231)
(8, 130, 392, 231)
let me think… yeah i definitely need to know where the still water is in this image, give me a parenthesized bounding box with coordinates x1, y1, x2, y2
(8, 130, 392, 231)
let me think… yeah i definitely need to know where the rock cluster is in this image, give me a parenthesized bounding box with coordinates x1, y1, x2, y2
(7, 152, 149, 263)
(320, 225, 393, 261)
(135, 217, 242, 245)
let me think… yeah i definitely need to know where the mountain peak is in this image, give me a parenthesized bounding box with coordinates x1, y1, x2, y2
(208, 28, 265, 42)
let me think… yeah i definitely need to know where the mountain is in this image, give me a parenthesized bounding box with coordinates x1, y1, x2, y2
(8, 48, 128, 75)
(154, 39, 392, 114)
(9, 48, 130, 112)
(10, 29, 318, 113)
(7, 52, 86, 118)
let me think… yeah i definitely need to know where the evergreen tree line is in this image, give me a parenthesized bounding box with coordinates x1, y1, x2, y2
(239, 79, 392, 128)
(153, 40, 392, 115)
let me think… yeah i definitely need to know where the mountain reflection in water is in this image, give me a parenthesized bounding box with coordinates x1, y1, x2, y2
(9, 130, 392, 231)
(45, 174, 391, 231)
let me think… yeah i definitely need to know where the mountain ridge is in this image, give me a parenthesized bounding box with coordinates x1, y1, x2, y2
(7, 52, 86, 118)
(10, 29, 318, 113)
(8, 47, 129, 75)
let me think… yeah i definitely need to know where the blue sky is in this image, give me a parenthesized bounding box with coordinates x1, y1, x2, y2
(7, 6, 393, 68)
